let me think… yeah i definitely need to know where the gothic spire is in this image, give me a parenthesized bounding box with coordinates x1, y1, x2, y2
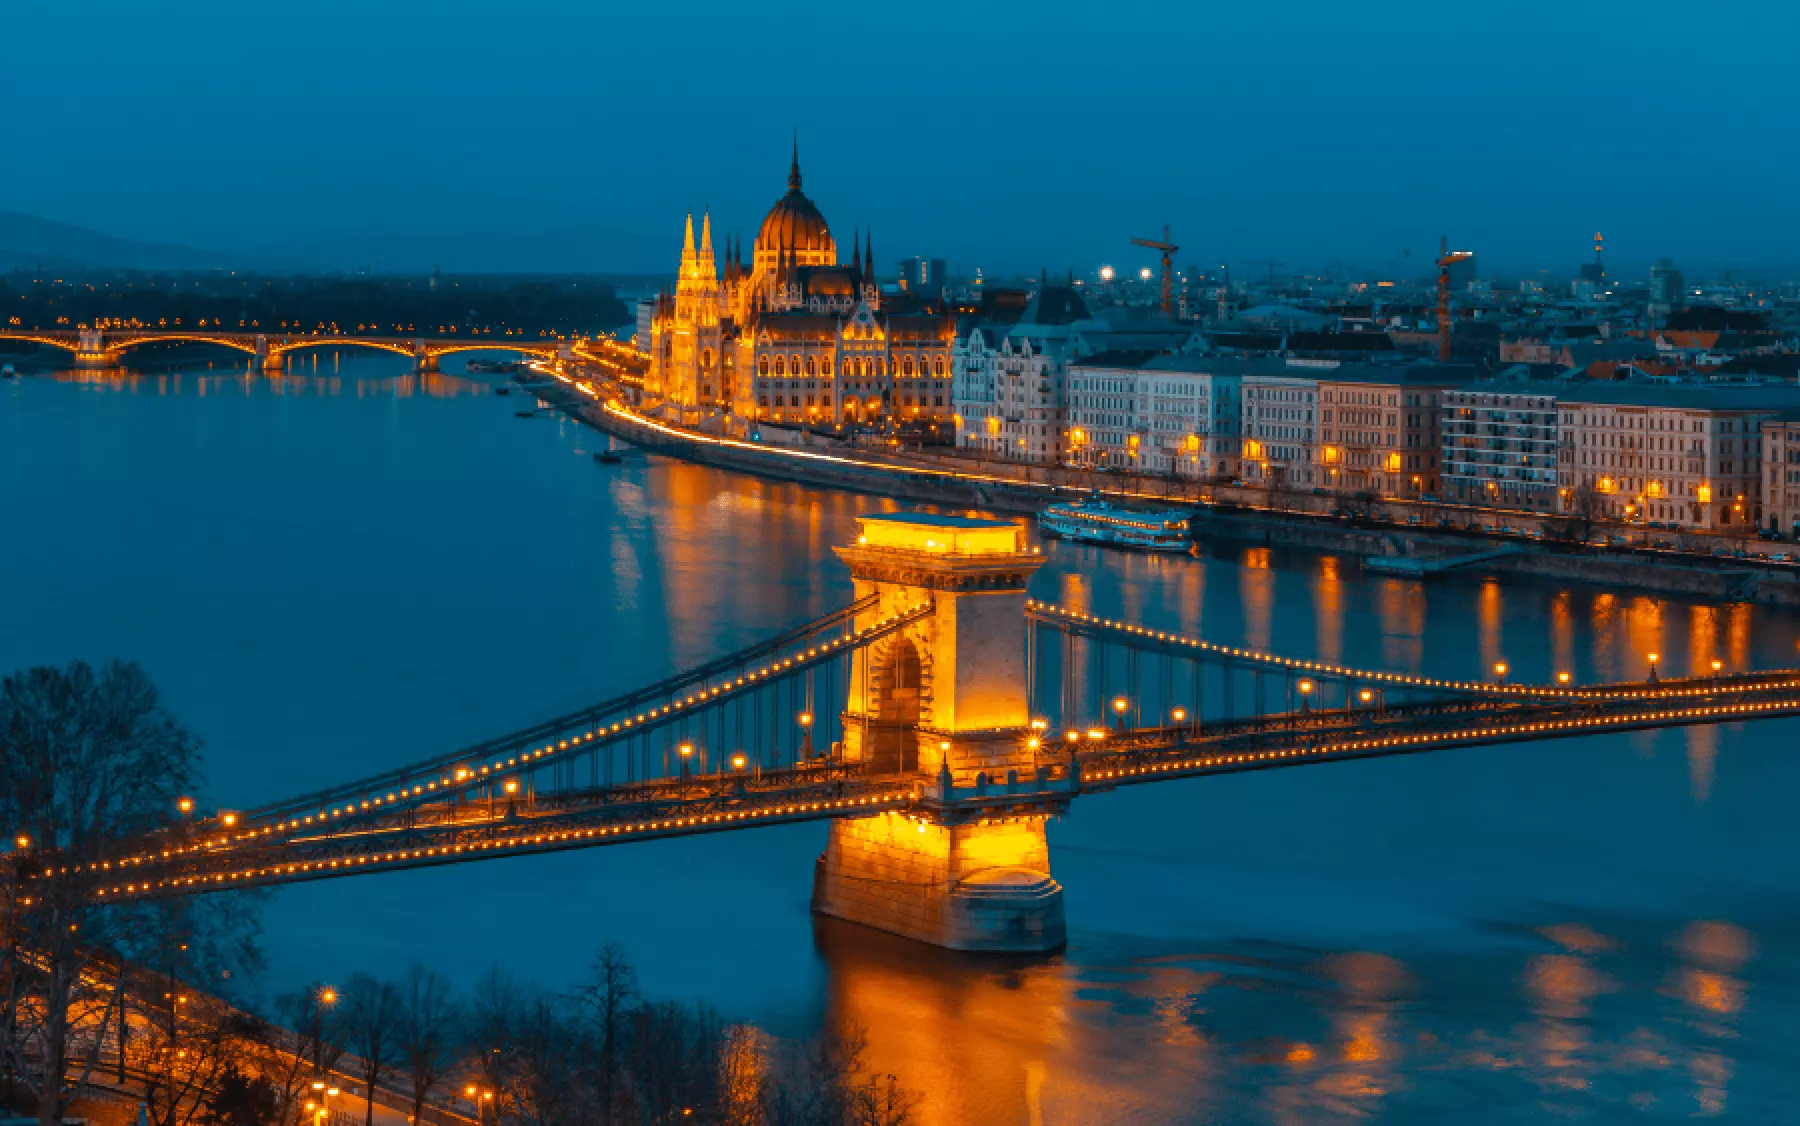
(851, 229, 861, 273)
(788, 134, 802, 193)
(680, 213, 697, 278)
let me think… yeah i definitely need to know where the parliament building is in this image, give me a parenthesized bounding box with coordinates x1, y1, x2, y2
(645, 146, 955, 429)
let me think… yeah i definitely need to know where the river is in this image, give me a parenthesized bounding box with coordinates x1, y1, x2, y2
(4, 353, 1800, 1124)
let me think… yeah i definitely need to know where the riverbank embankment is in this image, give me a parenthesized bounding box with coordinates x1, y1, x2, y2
(531, 379, 1800, 608)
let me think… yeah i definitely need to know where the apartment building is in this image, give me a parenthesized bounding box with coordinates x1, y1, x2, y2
(1315, 365, 1462, 497)
(1240, 366, 1321, 486)
(1557, 384, 1800, 529)
(1440, 382, 1563, 510)
(1762, 414, 1800, 537)
(1064, 353, 1242, 478)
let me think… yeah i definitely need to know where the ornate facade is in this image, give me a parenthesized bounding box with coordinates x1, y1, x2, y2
(646, 146, 955, 429)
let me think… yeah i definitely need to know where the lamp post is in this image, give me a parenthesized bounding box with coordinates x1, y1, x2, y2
(1647, 652, 1660, 683)
(797, 712, 814, 761)
(1493, 661, 1509, 685)
(1111, 695, 1129, 733)
(1297, 679, 1313, 715)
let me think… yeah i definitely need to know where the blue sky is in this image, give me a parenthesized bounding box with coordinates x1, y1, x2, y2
(4, 0, 1796, 276)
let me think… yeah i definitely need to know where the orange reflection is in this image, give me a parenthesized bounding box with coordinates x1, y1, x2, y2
(1314, 556, 1343, 666)
(1240, 548, 1273, 651)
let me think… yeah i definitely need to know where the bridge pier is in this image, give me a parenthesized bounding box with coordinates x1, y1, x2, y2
(812, 514, 1065, 952)
(74, 328, 110, 367)
(413, 341, 438, 374)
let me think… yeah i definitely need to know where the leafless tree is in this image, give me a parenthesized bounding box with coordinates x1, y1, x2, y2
(270, 983, 345, 1125)
(399, 965, 458, 1126)
(0, 660, 243, 1126)
(340, 974, 401, 1126)
(570, 942, 636, 1125)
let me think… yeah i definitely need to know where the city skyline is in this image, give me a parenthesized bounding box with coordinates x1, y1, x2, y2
(3, 1, 1796, 277)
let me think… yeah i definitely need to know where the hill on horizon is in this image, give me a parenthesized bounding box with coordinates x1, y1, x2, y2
(0, 211, 669, 276)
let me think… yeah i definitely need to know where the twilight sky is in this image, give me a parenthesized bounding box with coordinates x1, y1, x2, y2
(4, 0, 1796, 278)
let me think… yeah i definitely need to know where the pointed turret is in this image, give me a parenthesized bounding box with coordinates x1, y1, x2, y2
(698, 212, 717, 281)
(789, 135, 802, 193)
(680, 213, 698, 279)
(852, 229, 861, 274)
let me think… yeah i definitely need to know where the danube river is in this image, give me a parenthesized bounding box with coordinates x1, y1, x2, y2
(6, 355, 1800, 1124)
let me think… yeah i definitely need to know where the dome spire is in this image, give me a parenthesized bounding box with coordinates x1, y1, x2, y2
(789, 134, 802, 193)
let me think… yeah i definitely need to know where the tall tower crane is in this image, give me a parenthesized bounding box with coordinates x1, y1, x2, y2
(1130, 225, 1180, 319)
(1436, 235, 1474, 363)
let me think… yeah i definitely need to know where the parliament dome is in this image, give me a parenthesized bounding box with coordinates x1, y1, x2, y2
(756, 144, 834, 263)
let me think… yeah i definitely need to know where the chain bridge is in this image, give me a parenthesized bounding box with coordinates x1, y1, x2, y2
(0, 328, 561, 372)
(20, 514, 1800, 953)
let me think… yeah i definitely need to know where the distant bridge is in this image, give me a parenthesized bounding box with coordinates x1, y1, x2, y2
(17, 515, 1800, 954)
(0, 328, 563, 372)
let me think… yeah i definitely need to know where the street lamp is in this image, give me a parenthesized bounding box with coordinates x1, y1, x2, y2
(1297, 679, 1314, 713)
(1493, 661, 1509, 684)
(1647, 652, 1660, 683)
(1557, 671, 1572, 686)
(1111, 695, 1129, 731)
(797, 712, 815, 760)
(1710, 658, 1723, 676)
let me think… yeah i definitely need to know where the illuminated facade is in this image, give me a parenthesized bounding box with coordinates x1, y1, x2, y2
(645, 146, 955, 428)
(1556, 385, 1800, 528)
(1316, 367, 1457, 498)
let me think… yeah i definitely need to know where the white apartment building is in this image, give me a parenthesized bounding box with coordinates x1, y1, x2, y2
(1240, 365, 1321, 486)
(952, 285, 1093, 464)
(1557, 384, 1800, 529)
(1065, 353, 1241, 479)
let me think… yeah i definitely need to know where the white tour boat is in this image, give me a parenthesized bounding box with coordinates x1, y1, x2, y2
(1039, 497, 1191, 552)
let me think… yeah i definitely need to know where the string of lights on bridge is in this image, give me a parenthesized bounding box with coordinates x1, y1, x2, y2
(52, 687, 1800, 904)
(48, 605, 933, 880)
(1025, 599, 1795, 701)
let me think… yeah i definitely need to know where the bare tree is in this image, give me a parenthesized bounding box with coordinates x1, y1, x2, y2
(0, 660, 220, 1126)
(340, 974, 402, 1126)
(270, 983, 345, 1125)
(571, 942, 636, 1125)
(399, 965, 458, 1126)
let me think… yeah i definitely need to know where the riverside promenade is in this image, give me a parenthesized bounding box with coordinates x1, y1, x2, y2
(526, 366, 1800, 607)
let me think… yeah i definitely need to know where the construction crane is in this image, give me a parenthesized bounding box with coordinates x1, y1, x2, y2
(1130, 225, 1179, 319)
(1436, 235, 1474, 362)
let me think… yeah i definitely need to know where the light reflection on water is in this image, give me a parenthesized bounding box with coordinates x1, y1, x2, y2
(6, 358, 1800, 1123)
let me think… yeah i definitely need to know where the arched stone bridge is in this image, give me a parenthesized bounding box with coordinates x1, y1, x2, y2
(0, 328, 565, 372)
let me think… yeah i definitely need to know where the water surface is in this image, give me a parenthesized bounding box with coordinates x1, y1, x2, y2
(5, 355, 1799, 1123)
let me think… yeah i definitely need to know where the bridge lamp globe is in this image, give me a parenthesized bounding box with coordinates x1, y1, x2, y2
(503, 780, 519, 795)
(1027, 736, 1041, 750)
(1358, 690, 1373, 704)
(1112, 696, 1129, 715)
(798, 712, 813, 728)
(1557, 671, 1572, 685)
(1711, 659, 1723, 673)
(176, 797, 194, 814)
(221, 812, 238, 827)
(678, 744, 693, 759)
(1492, 662, 1508, 681)
(1171, 707, 1187, 723)
(731, 753, 747, 771)
(1066, 730, 1081, 744)
(13, 835, 28, 851)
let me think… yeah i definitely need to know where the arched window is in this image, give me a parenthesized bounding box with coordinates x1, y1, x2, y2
(700, 349, 713, 370)
(933, 356, 945, 376)
(903, 356, 915, 377)
(773, 356, 785, 376)
(758, 355, 769, 376)
(823, 358, 833, 377)
(805, 356, 816, 376)
(788, 355, 800, 376)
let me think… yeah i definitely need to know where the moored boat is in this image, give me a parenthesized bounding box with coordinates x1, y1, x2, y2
(1039, 497, 1190, 552)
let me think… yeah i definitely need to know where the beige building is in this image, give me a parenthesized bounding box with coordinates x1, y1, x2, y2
(1316, 365, 1460, 497)
(1557, 384, 1800, 529)
(1239, 366, 1320, 486)
(1763, 415, 1800, 538)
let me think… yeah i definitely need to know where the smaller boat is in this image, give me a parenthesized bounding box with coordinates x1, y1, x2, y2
(1040, 496, 1191, 552)
(514, 409, 538, 418)
(594, 450, 623, 464)
(492, 386, 510, 397)
(1, 364, 15, 378)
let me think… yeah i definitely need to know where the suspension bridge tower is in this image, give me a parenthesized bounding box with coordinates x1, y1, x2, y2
(813, 513, 1068, 952)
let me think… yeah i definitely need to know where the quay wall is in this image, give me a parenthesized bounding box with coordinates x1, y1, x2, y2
(540, 384, 1800, 608)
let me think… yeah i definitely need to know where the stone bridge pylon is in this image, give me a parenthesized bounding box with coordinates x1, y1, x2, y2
(812, 513, 1069, 952)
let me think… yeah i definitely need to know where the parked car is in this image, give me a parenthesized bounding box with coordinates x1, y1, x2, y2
(1758, 529, 1785, 541)
(1420, 493, 1441, 503)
